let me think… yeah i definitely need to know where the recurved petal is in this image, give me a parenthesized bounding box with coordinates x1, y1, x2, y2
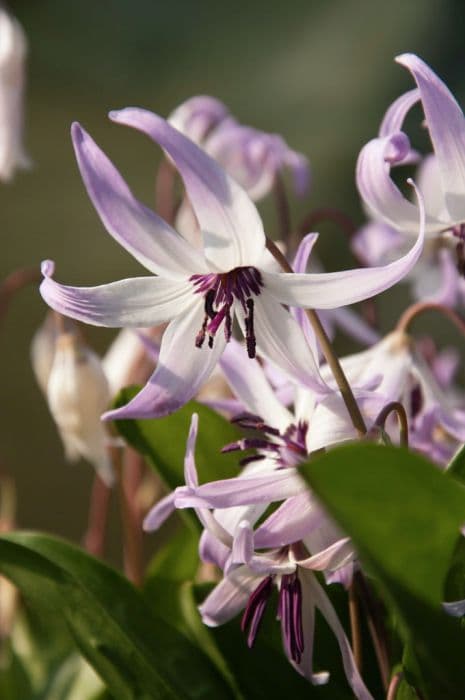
(397, 53, 465, 221)
(262, 182, 425, 310)
(238, 292, 328, 394)
(199, 567, 258, 626)
(71, 123, 205, 278)
(40, 260, 193, 327)
(174, 468, 304, 510)
(356, 133, 442, 234)
(109, 108, 266, 271)
(379, 88, 420, 137)
(308, 573, 374, 699)
(103, 300, 226, 419)
(143, 493, 176, 531)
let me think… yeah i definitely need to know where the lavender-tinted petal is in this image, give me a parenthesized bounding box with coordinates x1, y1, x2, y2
(103, 301, 226, 419)
(174, 469, 304, 510)
(292, 570, 329, 685)
(416, 153, 448, 220)
(109, 108, 266, 271)
(168, 96, 229, 144)
(71, 123, 205, 278)
(397, 53, 465, 221)
(308, 573, 374, 699)
(230, 520, 254, 567)
(237, 292, 328, 394)
(297, 537, 354, 572)
(254, 493, 324, 549)
(219, 338, 294, 431)
(40, 261, 193, 327)
(199, 529, 230, 568)
(143, 492, 176, 531)
(262, 181, 425, 309)
(351, 221, 404, 267)
(199, 567, 258, 626)
(379, 88, 420, 138)
(325, 306, 380, 346)
(357, 134, 441, 234)
(184, 413, 199, 487)
(443, 600, 465, 617)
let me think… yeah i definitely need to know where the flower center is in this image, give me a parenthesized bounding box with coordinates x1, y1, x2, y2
(190, 266, 263, 358)
(223, 413, 308, 468)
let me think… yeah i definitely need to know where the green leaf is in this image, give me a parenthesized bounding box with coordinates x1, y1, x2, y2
(144, 524, 242, 698)
(0, 532, 236, 700)
(112, 388, 242, 491)
(301, 443, 465, 698)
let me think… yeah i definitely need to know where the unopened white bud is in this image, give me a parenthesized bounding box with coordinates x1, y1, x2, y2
(0, 7, 31, 182)
(47, 331, 114, 486)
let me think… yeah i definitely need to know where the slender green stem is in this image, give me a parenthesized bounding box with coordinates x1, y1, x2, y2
(265, 236, 366, 436)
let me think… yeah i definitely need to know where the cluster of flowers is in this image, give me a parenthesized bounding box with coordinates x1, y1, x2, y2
(4, 9, 465, 695)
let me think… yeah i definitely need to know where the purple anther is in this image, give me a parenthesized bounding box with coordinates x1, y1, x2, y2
(279, 573, 304, 664)
(190, 266, 263, 353)
(241, 575, 274, 648)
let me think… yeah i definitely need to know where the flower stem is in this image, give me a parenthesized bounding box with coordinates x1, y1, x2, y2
(374, 401, 409, 447)
(355, 572, 391, 691)
(386, 671, 403, 700)
(83, 474, 111, 558)
(348, 583, 363, 672)
(0, 265, 42, 328)
(265, 236, 366, 436)
(397, 301, 465, 337)
(110, 446, 144, 586)
(155, 158, 177, 225)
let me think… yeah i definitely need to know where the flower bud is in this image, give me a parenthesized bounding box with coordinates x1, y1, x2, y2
(0, 7, 31, 182)
(47, 330, 114, 485)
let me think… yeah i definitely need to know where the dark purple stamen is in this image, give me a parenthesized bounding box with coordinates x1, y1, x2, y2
(191, 266, 263, 356)
(279, 573, 304, 664)
(228, 412, 308, 469)
(241, 575, 274, 648)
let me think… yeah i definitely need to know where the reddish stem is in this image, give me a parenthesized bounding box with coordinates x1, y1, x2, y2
(83, 474, 111, 558)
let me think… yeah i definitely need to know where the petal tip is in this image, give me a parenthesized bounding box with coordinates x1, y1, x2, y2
(41, 259, 55, 278)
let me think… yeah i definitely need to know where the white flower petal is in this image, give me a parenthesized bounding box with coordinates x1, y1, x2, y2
(109, 108, 266, 271)
(40, 260, 193, 328)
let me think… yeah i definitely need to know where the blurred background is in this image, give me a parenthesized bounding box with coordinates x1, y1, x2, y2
(2, 0, 465, 552)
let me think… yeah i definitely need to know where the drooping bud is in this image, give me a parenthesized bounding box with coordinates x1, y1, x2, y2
(46, 329, 114, 486)
(0, 7, 31, 182)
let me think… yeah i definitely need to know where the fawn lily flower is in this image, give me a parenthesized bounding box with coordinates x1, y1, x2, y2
(41, 110, 424, 420)
(146, 414, 370, 698)
(0, 6, 31, 182)
(357, 53, 465, 244)
(169, 95, 310, 200)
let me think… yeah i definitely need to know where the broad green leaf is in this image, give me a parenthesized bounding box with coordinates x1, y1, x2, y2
(112, 388, 242, 490)
(144, 525, 242, 698)
(444, 536, 465, 603)
(0, 532, 235, 700)
(301, 443, 465, 698)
